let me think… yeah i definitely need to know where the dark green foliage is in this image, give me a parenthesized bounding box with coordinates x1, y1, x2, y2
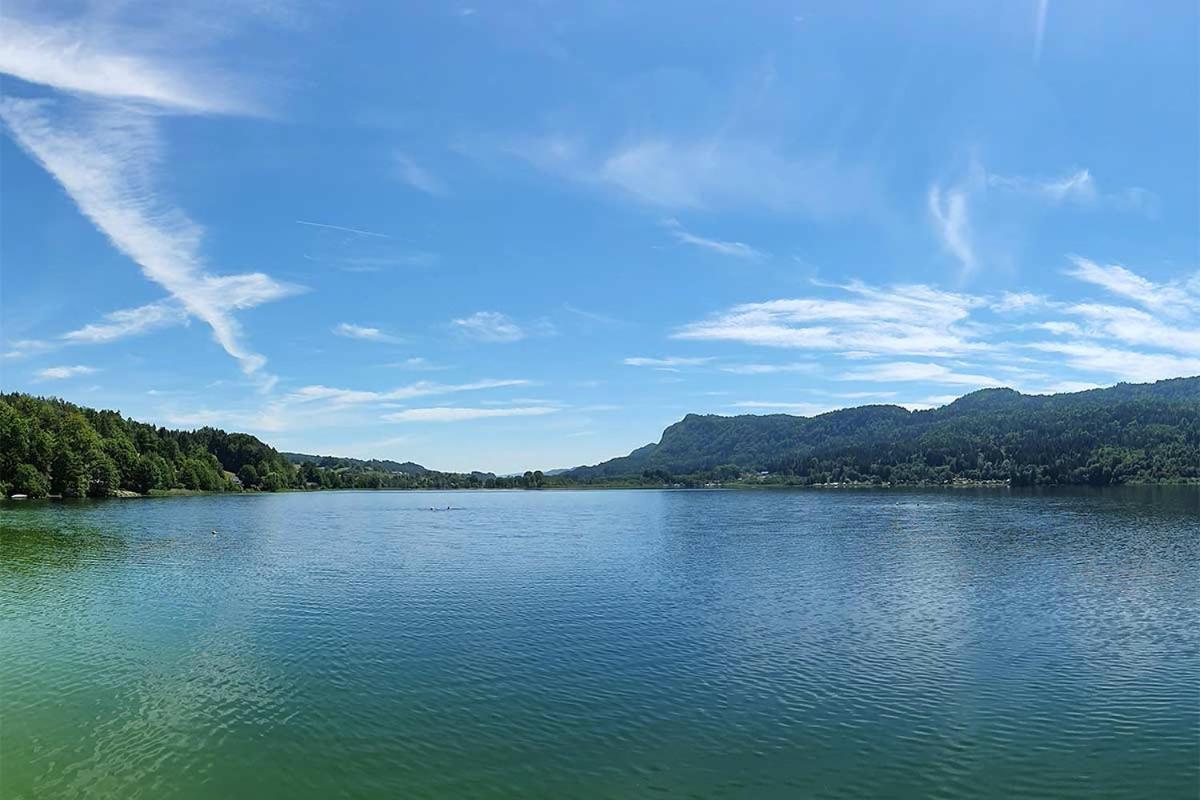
(237, 464, 259, 488)
(281, 452, 428, 475)
(0, 394, 298, 498)
(11, 463, 50, 498)
(3, 378, 1194, 499)
(570, 377, 1200, 487)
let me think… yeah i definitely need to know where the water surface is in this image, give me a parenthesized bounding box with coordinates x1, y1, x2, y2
(2, 488, 1197, 798)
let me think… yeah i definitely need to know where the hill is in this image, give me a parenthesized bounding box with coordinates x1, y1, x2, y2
(281, 452, 428, 475)
(0, 393, 298, 497)
(0, 394, 548, 498)
(567, 377, 1200, 486)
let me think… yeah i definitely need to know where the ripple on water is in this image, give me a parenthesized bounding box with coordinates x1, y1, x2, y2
(1, 487, 1197, 799)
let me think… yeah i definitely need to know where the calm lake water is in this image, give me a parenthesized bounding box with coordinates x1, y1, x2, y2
(2, 488, 1197, 799)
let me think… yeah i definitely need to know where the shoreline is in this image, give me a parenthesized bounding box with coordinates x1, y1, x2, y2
(4, 479, 1197, 504)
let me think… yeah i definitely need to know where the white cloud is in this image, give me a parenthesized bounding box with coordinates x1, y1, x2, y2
(1027, 342, 1200, 383)
(394, 154, 448, 196)
(720, 362, 817, 375)
(333, 322, 403, 344)
(991, 292, 1049, 313)
(383, 406, 558, 423)
(1066, 256, 1200, 317)
(0, 98, 301, 376)
(928, 183, 976, 275)
(839, 362, 1002, 387)
(505, 134, 875, 216)
(388, 357, 448, 371)
(731, 401, 836, 414)
(0, 15, 254, 115)
(623, 356, 714, 368)
(61, 300, 186, 343)
(1061, 303, 1200, 354)
(988, 169, 1095, 205)
(288, 378, 531, 406)
(36, 364, 98, 380)
(452, 311, 526, 343)
(2, 338, 56, 360)
(663, 218, 766, 260)
(675, 281, 986, 357)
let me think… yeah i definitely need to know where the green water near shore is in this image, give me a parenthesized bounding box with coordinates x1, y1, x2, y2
(2, 487, 1197, 798)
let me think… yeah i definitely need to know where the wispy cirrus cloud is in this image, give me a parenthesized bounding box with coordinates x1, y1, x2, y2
(0, 5, 300, 384)
(452, 311, 528, 343)
(394, 154, 448, 196)
(384, 406, 558, 423)
(333, 322, 404, 344)
(1066, 256, 1199, 317)
(386, 357, 450, 371)
(730, 401, 837, 414)
(720, 362, 816, 375)
(1027, 342, 1200, 383)
(0, 99, 303, 379)
(0, 14, 257, 115)
(61, 300, 187, 343)
(501, 133, 876, 217)
(674, 259, 1199, 393)
(988, 168, 1095, 204)
(623, 356, 714, 368)
(989, 170, 1155, 214)
(928, 183, 977, 276)
(663, 218, 765, 260)
(287, 378, 531, 406)
(35, 364, 98, 381)
(839, 361, 1002, 387)
(675, 281, 985, 357)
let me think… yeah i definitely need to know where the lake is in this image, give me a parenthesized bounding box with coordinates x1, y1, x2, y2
(1, 488, 1197, 798)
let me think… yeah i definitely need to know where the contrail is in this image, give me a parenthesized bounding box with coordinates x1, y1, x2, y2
(1033, 0, 1049, 63)
(295, 219, 391, 238)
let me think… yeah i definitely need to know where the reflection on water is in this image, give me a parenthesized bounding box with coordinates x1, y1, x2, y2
(1, 488, 1197, 799)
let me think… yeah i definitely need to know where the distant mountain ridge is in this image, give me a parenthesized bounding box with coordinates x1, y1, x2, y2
(567, 377, 1200, 486)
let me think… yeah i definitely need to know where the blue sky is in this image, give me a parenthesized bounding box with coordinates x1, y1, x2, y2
(2, 1, 1197, 473)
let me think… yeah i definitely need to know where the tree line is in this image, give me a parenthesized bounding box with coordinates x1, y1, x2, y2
(0, 394, 562, 498)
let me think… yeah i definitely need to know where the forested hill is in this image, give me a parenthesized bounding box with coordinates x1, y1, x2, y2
(0, 393, 299, 498)
(0, 393, 549, 499)
(3, 378, 1197, 498)
(567, 377, 1200, 486)
(281, 452, 428, 475)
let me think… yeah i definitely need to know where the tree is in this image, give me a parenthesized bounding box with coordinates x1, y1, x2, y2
(12, 464, 50, 498)
(88, 453, 121, 497)
(131, 453, 169, 494)
(238, 464, 259, 488)
(52, 450, 89, 498)
(261, 471, 287, 492)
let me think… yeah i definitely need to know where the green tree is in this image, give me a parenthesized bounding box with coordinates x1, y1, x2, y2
(238, 464, 259, 488)
(12, 464, 50, 498)
(131, 453, 169, 494)
(261, 471, 287, 492)
(88, 453, 121, 497)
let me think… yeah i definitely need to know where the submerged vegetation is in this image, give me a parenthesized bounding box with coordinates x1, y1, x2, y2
(1, 377, 1197, 499)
